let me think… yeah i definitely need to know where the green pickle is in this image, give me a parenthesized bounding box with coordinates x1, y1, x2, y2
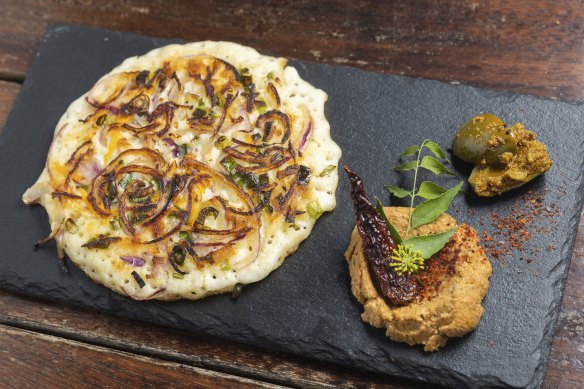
(452, 113, 517, 164)
(452, 114, 553, 197)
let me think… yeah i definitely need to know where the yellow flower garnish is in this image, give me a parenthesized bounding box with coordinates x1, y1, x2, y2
(390, 244, 424, 275)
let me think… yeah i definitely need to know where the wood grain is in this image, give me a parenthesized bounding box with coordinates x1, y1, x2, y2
(0, 324, 283, 389)
(0, 81, 20, 133)
(0, 291, 434, 389)
(0, 1, 583, 388)
(1, 0, 584, 100)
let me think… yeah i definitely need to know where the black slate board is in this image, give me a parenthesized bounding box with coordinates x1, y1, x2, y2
(1, 25, 583, 389)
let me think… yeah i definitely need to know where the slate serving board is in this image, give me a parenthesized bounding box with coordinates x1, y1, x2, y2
(1, 25, 583, 389)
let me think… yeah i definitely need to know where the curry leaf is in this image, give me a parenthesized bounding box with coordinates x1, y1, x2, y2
(394, 160, 418, 172)
(419, 155, 458, 177)
(410, 181, 463, 229)
(403, 228, 456, 259)
(423, 140, 446, 159)
(400, 144, 419, 157)
(374, 197, 402, 244)
(417, 181, 448, 200)
(385, 184, 411, 198)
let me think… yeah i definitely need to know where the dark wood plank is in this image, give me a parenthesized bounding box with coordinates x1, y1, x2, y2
(0, 324, 284, 389)
(0, 1, 583, 387)
(0, 81, 20, 133)
(1, 0, 584, 100)
(545, 209, 584, 389)
(0, 290, 434, 389)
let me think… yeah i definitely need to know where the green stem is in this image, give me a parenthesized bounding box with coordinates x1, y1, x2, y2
(405, 139, 428, 240)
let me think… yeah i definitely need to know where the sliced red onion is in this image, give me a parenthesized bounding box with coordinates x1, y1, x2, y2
(120, 256, 145, 267)
(298, 118, 312, 152)
(85, 97, 119, 114)
(79, 160, 104, 180)
(162, 137, 180, 157)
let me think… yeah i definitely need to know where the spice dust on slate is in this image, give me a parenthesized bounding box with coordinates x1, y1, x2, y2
(472, 189, 560, 262)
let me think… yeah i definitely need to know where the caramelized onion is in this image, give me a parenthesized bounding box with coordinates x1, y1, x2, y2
(256, 110, 290, 144)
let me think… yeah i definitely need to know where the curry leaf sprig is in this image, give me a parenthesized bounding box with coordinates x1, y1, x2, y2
(378, 139, 463, 275)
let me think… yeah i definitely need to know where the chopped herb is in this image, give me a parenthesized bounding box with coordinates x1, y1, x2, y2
(109, 217, 120, 230)
(258, 174, 269, 186)
(220, 261, 232, 271)
(306, 200, 324, 218)
(149, 178, 160, 191)
(82, 235, 121, 249)
(192, 107, 206, 119)
(170, 244, 186, 266)
(119, 174, 132, 189)
(179, 144, 188, 158)
(196, 206, 219, 227)
(168, 244, 188, 275)
(106, 180, 117, 200)
(240, 68, 252, 87)
(135, 70, 150, 87)
(269, 152, 282, 164)
(96, 114, 107, 126)
(297, 165, 311, 185)
(131, 270, 146, 288)
(179, 231, 192, 243)
(172, 272, 184, 279)
(214, 135, 231, 149)
(65, 218, 79, 234)
(215, 93, 223, 107)
(319, 165, 336, 177)
(231, 283, 243, 300)
(220, 156, 238, 175)
(241, 171, 260, 189)
(129, 193, 151, 203)
(129, 212, 148, 224)
(266, 72, 274, 80)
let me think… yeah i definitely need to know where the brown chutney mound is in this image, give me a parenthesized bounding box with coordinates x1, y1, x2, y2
(345, 207, 492, 351)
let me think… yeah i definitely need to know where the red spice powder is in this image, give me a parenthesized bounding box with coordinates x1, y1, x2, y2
(481, 189, 559, 262)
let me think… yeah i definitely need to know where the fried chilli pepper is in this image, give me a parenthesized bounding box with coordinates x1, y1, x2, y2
(345, 166, 420, 305)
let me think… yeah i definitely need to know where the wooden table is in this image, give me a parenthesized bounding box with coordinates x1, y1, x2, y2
(0, 1, 582, 387)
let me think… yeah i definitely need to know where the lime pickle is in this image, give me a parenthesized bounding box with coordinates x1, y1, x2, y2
(452, 113, 552, 197)
(452, 113, 517, 164)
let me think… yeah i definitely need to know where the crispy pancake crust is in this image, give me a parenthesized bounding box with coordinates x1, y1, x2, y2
(24, 42, 341, 300)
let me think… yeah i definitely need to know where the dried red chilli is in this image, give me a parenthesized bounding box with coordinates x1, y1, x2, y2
(345, 166, 420, 306)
